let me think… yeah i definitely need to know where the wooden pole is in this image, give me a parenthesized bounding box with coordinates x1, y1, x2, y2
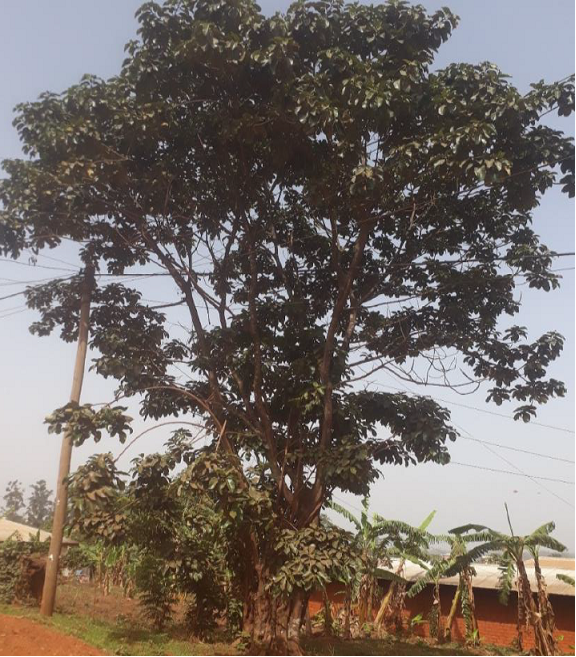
(40, 265, 94, 616)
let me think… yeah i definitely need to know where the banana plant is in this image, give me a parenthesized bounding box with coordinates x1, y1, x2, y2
(372, 510, 436, 633)
(449, 504, 567, 656)
(406, 531, 481, 644)
(329, 498, 431, 632)
(556, 573, 575, 587)
(329, 497, 406, 631)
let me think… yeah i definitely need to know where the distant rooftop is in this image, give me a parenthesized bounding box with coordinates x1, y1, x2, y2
(386, 558, 575, 598)
(525, 557, 575, 571)
(0, 517, 77, 545)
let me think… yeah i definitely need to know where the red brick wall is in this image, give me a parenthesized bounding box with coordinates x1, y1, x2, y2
(308, 582, 575, 652)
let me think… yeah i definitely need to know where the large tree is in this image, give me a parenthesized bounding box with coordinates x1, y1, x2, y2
(26, 480, 53, 530)
(2, 480, 25, 523)
(0, 0, 573, 652)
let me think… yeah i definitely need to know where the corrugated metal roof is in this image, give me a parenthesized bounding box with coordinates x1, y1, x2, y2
(0, 517, 77, 545)
(386, 558, 575, 598)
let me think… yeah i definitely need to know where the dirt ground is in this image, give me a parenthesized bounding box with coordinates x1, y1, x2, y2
(0, 614, 104, 656)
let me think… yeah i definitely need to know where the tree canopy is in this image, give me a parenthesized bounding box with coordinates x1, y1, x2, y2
(0, 0, 573, 651)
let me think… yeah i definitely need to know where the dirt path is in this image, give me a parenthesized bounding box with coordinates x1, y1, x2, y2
(0, 614, 103, 656)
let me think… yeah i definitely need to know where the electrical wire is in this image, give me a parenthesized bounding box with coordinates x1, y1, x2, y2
(460, 436, 574, 464)
(369, 381, 575, 435)
(449, 461, 574, 486)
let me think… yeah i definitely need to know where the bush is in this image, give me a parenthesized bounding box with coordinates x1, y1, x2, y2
(0, 535, 48, 603)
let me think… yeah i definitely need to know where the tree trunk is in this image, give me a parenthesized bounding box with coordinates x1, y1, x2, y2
(243, 566, 305, 655)
(430, 580, 443, 642)
(343, 584, 352, 639)
(358, 574, 369, 627)
(375, 559, 405, 633)
(367, 577, 375, 622)
(516, 559, 556, 656)
(304, 607, 312, 637)
(460, 568, 480, 644)
(533, 554, 558, 654)
(375, 584, 394, 630)
(444, 585, 461, 641)
(390, 581, 407, 633)
(322, 589, 333, 636)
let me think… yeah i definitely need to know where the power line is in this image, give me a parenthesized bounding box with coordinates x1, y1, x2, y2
(460, 436, 574, 464)
(479, 443, 575, 509)
(0, 270, 166, 302)
(26, 250, 81, 269)
(0, 258, 168, 278)
(0, 307, 29, 320)
(370, 381, 575, 435)
(0, 275, 77, 302)
(1, 251, 571, 306)
(3, 250, 571, 277)
(0, 257, 77, 273)
(451, 418, 575, 508)
(332, 494, 365, 517)
(449, 461, 574, 485)
(375, 377, 576, 505)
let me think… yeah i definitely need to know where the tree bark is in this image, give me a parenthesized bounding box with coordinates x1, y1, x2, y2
(533, 553, 558, 655)
(358, 574, 369, 627)
(463, 569, 479, 643)
(243, 561, 305, 655)
(431, 580, 443, 642)
(375, 559, 405, 632)
(322, 589, 333, 636)
(343, 584, 352, 639)
(375, 584, 394, 630)
(516, 559, 556, 656)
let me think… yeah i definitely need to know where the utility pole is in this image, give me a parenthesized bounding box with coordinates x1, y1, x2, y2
(41, 265, 94, 616)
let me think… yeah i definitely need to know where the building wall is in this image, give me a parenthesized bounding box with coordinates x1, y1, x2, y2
(308, 582, 575, 652)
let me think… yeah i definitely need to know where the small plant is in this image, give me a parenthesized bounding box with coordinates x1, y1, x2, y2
(467, 628, 480, 646)
(409, 613, 425, 630)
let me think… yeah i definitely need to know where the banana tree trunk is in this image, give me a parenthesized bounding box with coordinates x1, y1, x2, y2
(516, 559, 556, 656)
(343, 584, 352, 639)
(375, 559, 405, 632)
(430, 580, 443, 642)
(532, 554, 558, 655)
(322, 589, 333, 636)
(358, 574, 368, 627)
(375, 585, 394, 629)
(444, 585, 461, 641)
(462, 568, 479, 644)
(367, 578, 374, 621)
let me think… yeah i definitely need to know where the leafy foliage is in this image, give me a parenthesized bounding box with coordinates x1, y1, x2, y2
(449, 508, 567, 654)
(25, 480, 53, 530)
(67, 433, 363, 637)
(1, 0, 572, 520)
(45, 403, 133, 446)
(0, 535, 48, 603)
(556, 573, 575, 587)
(2, 480, 25, 523)
(272, 525, 361, 595)
(0, 0, 573, 649)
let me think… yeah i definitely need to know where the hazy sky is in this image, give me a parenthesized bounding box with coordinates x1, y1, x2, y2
(0, 0, 574, 548)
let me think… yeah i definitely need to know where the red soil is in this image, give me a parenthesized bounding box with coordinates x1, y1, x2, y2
(0, 614, 103, 656)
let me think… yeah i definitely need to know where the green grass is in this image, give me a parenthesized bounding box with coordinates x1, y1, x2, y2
(1, 604, 513, 656)
(0, 604, 236, 655)
(303, 636, 490, 656)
